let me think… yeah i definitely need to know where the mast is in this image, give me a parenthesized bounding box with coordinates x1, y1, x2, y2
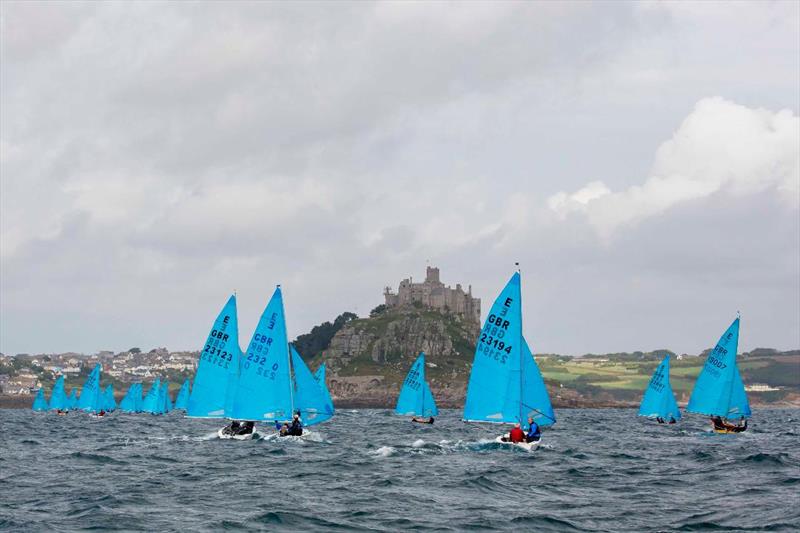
(279, 285, 295, 417)
(517, 262, 524, 427)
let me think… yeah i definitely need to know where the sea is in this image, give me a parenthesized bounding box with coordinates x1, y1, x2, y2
(1, 408, 798, 532)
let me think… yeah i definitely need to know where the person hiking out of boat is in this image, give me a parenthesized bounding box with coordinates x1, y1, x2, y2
(234, 421, 254, 436)
(411, 416, 434, 424)
(525, 417, 541, 443)
(656, 417, 665, 424)
(287, 412, 303, 436)
(501, 423, 525, 443)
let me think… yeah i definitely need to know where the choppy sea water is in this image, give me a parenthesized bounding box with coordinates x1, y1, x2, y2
(1, 408, 798, 532)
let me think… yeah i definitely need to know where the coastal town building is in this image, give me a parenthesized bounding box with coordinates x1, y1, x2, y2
(384, 266, 481, 326)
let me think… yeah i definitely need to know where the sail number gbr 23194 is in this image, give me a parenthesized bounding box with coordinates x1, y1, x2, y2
(480, 309, 513, 364)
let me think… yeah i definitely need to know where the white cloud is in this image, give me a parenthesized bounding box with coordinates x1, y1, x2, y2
(548, 97, 800, 236)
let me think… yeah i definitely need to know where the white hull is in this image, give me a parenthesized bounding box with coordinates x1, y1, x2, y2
(493, 435, 540, 451)
(217, 427, 257, 440)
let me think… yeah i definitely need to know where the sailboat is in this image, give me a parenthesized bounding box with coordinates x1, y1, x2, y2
(687, 316, 750, 433)
(395, 352, 438, 423)
(161, 381, 172, 413)
(187, 295, 242, 419)
(49, 375, 69, 413)
(222, 286, 334, 439)
(68, 388, 78, 410)
(133, 383, 144, 412)
(119, 383, 139, 413)
(142, 378, 162, 414)
(77, 364, 105, 415)
(639, 356, 681, 424)
(32, 389, 48, 411)
(103, 384, 117, 412)
(463, 271, 556, 451)
(174, 379, 191, 411)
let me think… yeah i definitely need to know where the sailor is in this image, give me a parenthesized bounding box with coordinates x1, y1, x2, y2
(502, 423, 525, 443)
(711, 416, 725, 430)
(236, 421, 255, 436)
(668, 417, 677, 424)
(287, 412, 303, 436)
(525, 417, 541, 443)
(279, 423, 290, 436)
(411, 416, 434, 424)
(656, 417, 665, 424)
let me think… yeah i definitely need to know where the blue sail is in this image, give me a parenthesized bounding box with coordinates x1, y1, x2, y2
(314, 363, 326, 384)
(134, 383, 143, 412)
(728, 366, 751, 418)
(68, 388, 78, 409)
(230, 287, 293, 421)
(313, 363, 335, 418)
(119, 383, 137, 412)
(395, 353, 437, 417)
(638, 356, 681, 421)
(463, 273, 523, 425)
(142, 378, 161, 414)
(187, 295, 242, 418)
(32, 389, 48, 411)
(78, 364, 102, 412)
(521, 338, 556, 427)
(687, 317, 750, 418)
(103, 384, 116, 412)
(49, 375, 68, 411)
(174, 379, 191, 411)
(161, 382, 171, 413)
(290, 346, 334, 426)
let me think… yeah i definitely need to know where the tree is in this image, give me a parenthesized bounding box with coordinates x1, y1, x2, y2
(129, 347, 141, 354)
(293, 312, 359, 360)
(369, 304, 387, 317)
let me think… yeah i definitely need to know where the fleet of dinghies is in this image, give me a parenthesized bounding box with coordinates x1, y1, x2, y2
(30, 270, 755, 446)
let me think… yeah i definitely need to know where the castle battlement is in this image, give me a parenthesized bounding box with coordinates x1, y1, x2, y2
(384, 267, 481, 325)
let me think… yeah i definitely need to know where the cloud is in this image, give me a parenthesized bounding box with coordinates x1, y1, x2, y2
(548, 97, 799, 236)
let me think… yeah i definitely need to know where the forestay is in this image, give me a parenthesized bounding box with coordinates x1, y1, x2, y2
(230, 287, 293, 421)
(687, 317, 751, 418)
(291, 346, 334, 426)
(187, 295, 242, 418)
(638, 356, 681, 421)
(395, 352, 438, 417)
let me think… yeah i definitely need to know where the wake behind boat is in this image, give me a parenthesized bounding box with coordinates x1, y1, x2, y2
(462, 270, 556, 450)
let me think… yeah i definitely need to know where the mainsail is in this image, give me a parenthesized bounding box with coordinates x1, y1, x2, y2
(187, 295, 242, 418)
(133, 383, 143, 412)
(463, 272, 555, 429)
(68, 388, 78, 409)
(174, 379, 191, 411)
(103, 384, 116, 412)
(77, 364, 102, 412)
(229, 287, 293, 421)
(49, 375, 69, 411)
(161, 381, 172, 413)
(142, 378, 161, 414)
(32, 389, 48, 411)
(638, 356, 681, 421)
(395, 352, 438, 417)
(687, 317, 751, 419)
(290, 346, 334, 426)
(119, 383, 138, 412)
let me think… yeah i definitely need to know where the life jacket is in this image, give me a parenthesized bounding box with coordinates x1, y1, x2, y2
(509, 427, 525, 443)
(528, 424, 540, 438)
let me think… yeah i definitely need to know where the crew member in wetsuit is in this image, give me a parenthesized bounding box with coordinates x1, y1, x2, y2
(279, 423, 289, 436)
(287, 412, 303, 436)
(224, 420, 241, 435)
(525, 417, 541, 443)
(411, 416, 434, 424)
(668, 417, 677, 424)
(656, 417, 665, 424)
(502, 423, 525, 443)
(236, 421, 255, 436)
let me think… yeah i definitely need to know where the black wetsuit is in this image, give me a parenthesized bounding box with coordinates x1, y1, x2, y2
(287, 419, 303, 436)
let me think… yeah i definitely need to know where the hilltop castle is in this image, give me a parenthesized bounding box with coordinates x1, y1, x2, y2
(384, 267, 481, 326)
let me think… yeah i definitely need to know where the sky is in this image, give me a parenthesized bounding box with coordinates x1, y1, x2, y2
(1, 1, 798, 356)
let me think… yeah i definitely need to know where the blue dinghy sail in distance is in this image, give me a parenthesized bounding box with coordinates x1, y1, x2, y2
(638, 356, 681, 422)
(463, 271, 555, 449)
(142, 379, 161, 414)
(49, 375, 69, 412)
(162, 381, 172, 413)
(68, 388, 78, 410)
(119, 384, 138, 413)
(174, 379, 191, 411)
(77, 364, 102, 412)
(395, 352, 438, 418)
(687, 316, 750, 432)
(103, 384, 116, 412)
(187, 295, 242, 418)
(32, 389, 48, 411)
(312, 363, 335, 421)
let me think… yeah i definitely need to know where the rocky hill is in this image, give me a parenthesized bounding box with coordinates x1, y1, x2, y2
(304, 303, 478, 407)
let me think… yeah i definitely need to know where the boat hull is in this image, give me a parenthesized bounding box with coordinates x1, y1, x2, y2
(493, 435, 540, 451)
(217, 427, 257, 440)
(713, 427, 747, 434)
